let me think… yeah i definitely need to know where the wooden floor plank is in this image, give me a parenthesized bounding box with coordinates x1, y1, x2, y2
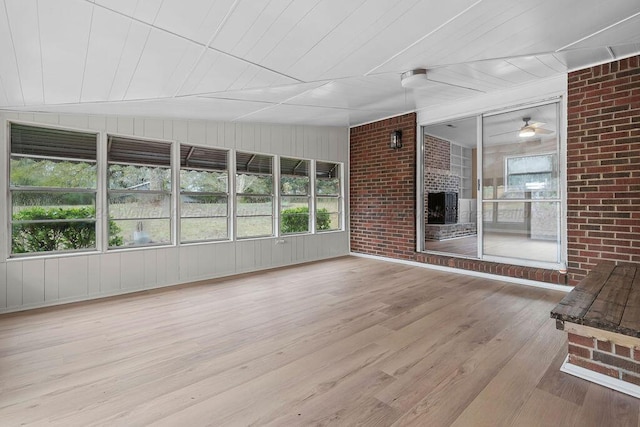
(449, 317, 567, 426)
(0, 256, 627, 426)
(572, 382, 640, 427)
(510, 388, 581, 427)
(386, 294, 558, 427)
(535, 345, 590, 406)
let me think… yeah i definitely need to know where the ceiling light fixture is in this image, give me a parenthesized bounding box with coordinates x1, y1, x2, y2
(519, 117, 536, 138)
(401, 68, 429, 89)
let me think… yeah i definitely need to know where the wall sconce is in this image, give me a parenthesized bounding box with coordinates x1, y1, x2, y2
(390, 130, 402, 149)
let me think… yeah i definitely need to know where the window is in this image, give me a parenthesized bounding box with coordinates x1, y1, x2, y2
(9, 124, 98, 255)
(280, 157, 310, 234)
(315, 161, 342, 231)
(505, 154, 555, 194)
(8, 124, 344, 255)
(107, 136, 172, 247)
(236, 152, 273, 238)
(180, 145, 229, 242)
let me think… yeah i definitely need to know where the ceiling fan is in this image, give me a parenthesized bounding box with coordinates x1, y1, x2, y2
(518, 117, 554, 138)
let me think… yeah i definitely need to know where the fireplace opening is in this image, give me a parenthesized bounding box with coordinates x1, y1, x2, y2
(428, 192, 458, 224)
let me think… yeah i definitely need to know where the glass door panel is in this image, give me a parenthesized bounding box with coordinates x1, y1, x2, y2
(481, 102, 561, 264)
(422, 116, 478, 258)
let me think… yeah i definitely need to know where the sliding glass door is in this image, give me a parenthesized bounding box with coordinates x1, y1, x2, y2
(419, 100, 564, 269)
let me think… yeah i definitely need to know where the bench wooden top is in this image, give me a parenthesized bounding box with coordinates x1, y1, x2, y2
(551, 262, 640, 337)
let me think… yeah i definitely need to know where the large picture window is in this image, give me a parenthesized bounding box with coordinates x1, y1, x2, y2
(236, 152, 273, 238)
(107, 136, 172, 247)
(180, 145, 229, 242)
(280, 157, 310, 234)
(315, 161, 342, 231)
(9, 124, 99, 255)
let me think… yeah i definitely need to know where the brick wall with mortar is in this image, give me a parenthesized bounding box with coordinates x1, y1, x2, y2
(425, 134, 450, 170)
(567, 332, 640, 385)
(424, 134, 459, 195)
(567, 55, 640, 285)
(350, 113, 417, 259)
(350, 113, 566, 284)
(424, 172, 459, 194)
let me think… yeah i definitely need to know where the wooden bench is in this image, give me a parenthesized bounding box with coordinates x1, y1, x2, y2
(551, 261, 640, 397)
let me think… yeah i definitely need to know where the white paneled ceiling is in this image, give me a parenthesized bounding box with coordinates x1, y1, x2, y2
(0, 0, 638, 126)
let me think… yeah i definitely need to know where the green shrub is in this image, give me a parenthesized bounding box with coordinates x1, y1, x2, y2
(281, 206, 331, 234)
(316, 208, 331, 231)
(12, 207, 123, 254)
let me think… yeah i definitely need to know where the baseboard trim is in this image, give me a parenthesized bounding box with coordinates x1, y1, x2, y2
(349, 252, 570, 293)
(561, 355, 640, 399)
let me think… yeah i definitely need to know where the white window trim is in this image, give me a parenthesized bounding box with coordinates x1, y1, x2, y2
(234, 151, 275, 240)
(315, 161, 344, 233)
(7, 121, 101, 258)
(105, 133, 175, 250)
(279, 156, 312, 236)
(178, 143, 231, 244)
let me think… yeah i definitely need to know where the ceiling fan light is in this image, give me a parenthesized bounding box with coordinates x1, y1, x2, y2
(401, 68, 429, 88)
(519, 126, 536, 138)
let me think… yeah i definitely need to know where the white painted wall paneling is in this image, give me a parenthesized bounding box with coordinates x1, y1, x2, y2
(0, 112, 349, 312)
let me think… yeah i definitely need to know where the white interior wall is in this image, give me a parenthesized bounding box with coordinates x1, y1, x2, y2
(0, 111, 350, 313)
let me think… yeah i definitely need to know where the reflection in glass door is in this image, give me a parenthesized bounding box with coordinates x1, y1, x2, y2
(481, 102, 561, 264)
(422, 116, 478, 258)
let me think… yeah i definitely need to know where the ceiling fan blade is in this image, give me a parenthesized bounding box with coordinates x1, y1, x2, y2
(488, 129, 518, 137)
(535, 128, 554, 134)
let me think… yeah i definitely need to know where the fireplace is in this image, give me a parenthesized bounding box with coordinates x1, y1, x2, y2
(428, 192, 458, 224)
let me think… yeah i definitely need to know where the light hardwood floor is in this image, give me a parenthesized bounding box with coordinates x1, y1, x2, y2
(1, 256, 638, 426)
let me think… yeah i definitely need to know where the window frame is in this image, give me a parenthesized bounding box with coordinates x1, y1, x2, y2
(315, 161, 343, 233)
(504, 152, 557, 195)
(8, 122, 100, 257)
(106, 134, 174, 250)
(179, 144, 230, 244)
(235, 151, 275, 240)
(279, 157, 311, 235)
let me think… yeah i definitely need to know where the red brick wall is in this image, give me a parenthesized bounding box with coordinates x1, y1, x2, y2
(567, 55, 640, 284)
(567, 332, 640, 385)
(425, 134, 450, 170)
(350, 113, 416, 259)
